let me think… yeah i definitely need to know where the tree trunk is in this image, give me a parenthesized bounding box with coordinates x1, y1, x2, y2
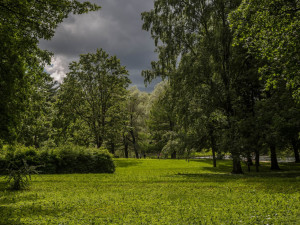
(110, 142, 115, 155)
(246, 155, 252, 172)
(171, 151, 176, 159)
(270, 144, 280, 170)
(96, 138, 103, 148)
(210, 134, 217, 167)
(212, 148, 216, 168)
(133, 142, 139, 158)
(247, 154, 253, 166)
(231, 155, 243, 174)
(134, 148, 139, 159)
(291, 139, 300, 163)
(255, 149, 260, 172)
(130, 130, 139, 158)
(209, 127, 217, 167)
(124, 141, 129, 158)
(95, 134, 103, 148)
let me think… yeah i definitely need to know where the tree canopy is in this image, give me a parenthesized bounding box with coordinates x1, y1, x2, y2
(59, 49, 130, 148)
(0, 0, 100, 143)
(229, 0, 300, 100)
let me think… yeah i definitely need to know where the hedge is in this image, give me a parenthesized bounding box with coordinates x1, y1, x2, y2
(0, 145, 115, 174)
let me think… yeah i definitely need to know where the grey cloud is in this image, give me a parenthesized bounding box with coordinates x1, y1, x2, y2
(39, 0, 158, 91)
(129, 69, 161, 92)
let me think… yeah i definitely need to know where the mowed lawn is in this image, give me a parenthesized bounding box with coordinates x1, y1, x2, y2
(0, 159, 300, 224)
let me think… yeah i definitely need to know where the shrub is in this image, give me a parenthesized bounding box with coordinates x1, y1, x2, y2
(0, 145, 115, 175)
(5, 159, 39, 190)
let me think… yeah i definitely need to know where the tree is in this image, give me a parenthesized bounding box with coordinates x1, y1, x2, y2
(59, 49, 130, 148)
(229, 0, 300, 100)
(276, 88, 300, 163)
(256, 83, 300, 169)
(170, 51, 229, 166)
(0, 0, 100, 143)
(124, 86, 149, 158)
(17, 73, 58, 148)
(147, 81, 178, 158)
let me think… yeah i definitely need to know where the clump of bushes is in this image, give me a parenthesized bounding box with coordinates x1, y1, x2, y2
(0, 145, 115, 175)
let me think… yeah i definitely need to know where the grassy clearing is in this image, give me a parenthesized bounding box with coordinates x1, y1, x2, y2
(0, 159, 300, 224)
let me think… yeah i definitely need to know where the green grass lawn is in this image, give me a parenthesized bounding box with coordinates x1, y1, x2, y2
(0, 159, 300, 224)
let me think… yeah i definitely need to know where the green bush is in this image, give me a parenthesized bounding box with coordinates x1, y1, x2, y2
(0, 145, 115, 174)
(5, 159, 39, 190)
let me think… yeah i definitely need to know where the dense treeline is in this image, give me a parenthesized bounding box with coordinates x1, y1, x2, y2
(142, 0, 300, 173)
(141, 0, 300, 173)
(0, 0, 299, 175)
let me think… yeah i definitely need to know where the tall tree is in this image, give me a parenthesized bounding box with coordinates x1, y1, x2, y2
(59, 49, 130, 148)
(124, 86, 149, 158)
(147, 81, 178, 158)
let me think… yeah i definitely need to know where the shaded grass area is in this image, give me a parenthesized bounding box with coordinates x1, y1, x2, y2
(0, 159, 299, 224)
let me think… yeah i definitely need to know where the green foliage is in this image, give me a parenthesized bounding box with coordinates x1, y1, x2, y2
(142, 0, 255, 172)
(123, 86, 150, 158)
(17, 74, 58, 148)
(0, 145, 115, 174)
(49, 145, 115, 174)
(229, 0, 300, 100)
(0, 0, 100, 143)
(0, 159, 299, 223)
(58, 49, 130, 148)
(147, 81, 178, 156)
(5, 159, 39, 191)
(142, 0, 300, 172)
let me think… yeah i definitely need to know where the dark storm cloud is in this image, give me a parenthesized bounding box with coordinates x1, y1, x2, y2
(40, 0, 160, 91)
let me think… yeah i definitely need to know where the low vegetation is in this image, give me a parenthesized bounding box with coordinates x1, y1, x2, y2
(5, 159, 39, 191)
(0, 145, 115, 176)
(0, 159, 299, 224)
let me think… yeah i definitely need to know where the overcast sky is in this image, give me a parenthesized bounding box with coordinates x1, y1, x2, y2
(39, 0, 160, 92)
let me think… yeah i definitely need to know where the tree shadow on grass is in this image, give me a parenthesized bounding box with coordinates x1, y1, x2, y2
(201, 162, 300, 177)
(175, 172, 243, 182)
(0, 184, 76, 224)
(0, 181, 43, 205)
(194, 159, 300, 175)
(0, 203, 70, 225)
(174, 167, 300, 194)
(114, 160, 142, 168)
(189, 159, 218, 165)
(176, 170, 300, 179)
